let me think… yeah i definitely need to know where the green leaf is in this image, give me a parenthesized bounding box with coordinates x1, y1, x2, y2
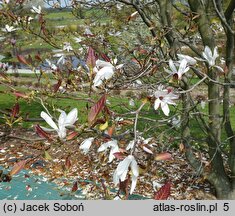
(44, 151, 52, 161)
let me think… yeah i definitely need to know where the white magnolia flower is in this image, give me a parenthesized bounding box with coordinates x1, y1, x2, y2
(79, 137, 94, 154)
(113, 155, 139, 194)
(200, 46, 223, 72)
(1, 0, 10, 4)
(74, 37, 82, 43)
(40, 108, 78, 139)
(97, 140, 119, 162)
(126, 140, 135, 151)
(154, 85, 178, 116)
(202, 46, 219, 67)
(63, 42, 73, 52)
(93, 60, 115, 87)
(53, 53, 65, 65)
(177, 54, 197, 66)
(84, 27, 93, 36)
(129, 98, 135, 107)
(108, 31, 122, 36)
(31, 6, 42, 14)
(93, 59, 123, 87)
(45, 59, 57, 70)
(1, 25, 17, 33)
(168, 116, 181, 128)
(165, 59, 190, 80)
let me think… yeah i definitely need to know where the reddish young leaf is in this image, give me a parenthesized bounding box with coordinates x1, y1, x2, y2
(11, 103, 19, 118)
(154, 182, 171, 200)
(10, 160, 27, 176)
(86, 47, 96, 69)
(67, 131, 79, 140)
(88, 94, 106, 125)
(154, 152, 172, 161)
(107, 125, 115, 137)
(71, 181, 78, 192)
(53, 79, 62, 93)
(65, 156, 71, 170)
(13, 91, 28, 99)
(35, 53, 42, 62)
(113, 152, 126, 160)
(35, 124, 52, 141)
(17, 55, 29, 65)
(100, 53, 111, 62)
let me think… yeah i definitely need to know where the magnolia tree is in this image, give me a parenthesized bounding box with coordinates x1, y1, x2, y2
(0, 0, 235, 199)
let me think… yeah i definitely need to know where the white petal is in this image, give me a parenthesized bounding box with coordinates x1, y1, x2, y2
(58, 111, 67, 128)
(108, 145, 119, 163)
(40, 126, 55, 132)
(126, 140, 135, 150)
(178, 59, 188, 75)
(97, 142, 109, 152)
(169, 59, 177, 74)
(116, 156, 132, 176)
(93, 75, 103, 87)
(213, 47, 219, 59)
(79, 137, 94, 154)
(107, 140, 118, 148)
(177, 54, 197, 65)
(40, 111, 58, 130)
(143, 146, 153, 154)
(205, 46, 212, 58)
(96, 60, 112, 68)
(58, 127, 66, 139)
(116, 64, 124, 69)
(113, 169, 119, 185)
(102, 66, 114, 80)
(130, 156, 139, 177)
(154, 98, 161, 110)
(214, 65, 224, 72)
(65, 108, 78, 125)
(161, 102, 170, 116)
(130, 175, 138, 194)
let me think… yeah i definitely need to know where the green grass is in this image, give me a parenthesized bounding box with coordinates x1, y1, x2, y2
(1, 80, 235, 151)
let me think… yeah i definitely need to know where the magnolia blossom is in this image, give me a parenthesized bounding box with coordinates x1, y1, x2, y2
(126, 140, 135, 151)
(31, 6, 42, 14)
(1, 25, 17, 33)
(84, 27, 93, 36)
(165, 59, 190, 80)
(53, 53, 65, 65)
(45, 59, 57, 70)
(40, 108, 78, 139)
(129, 98, 135, 107)
(108, 31, 122, 36)
(177, 54, 197, 66)
(93, 59, 123, 87)
(63, 42, 73, 52)
(74, 37, 82, 43)
(79, 137, 94, 154)
(1, 0, 10, 4)
(97, 140, 119, 163)
(113, 155, 139, 194)
(199, 46, 223, 72)
(93, 60, 114, 87)
(154, 85, 178, 116)
(202, 46, 218, 67)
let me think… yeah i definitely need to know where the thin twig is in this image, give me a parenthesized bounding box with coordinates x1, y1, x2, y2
(131, 102, 146, 155)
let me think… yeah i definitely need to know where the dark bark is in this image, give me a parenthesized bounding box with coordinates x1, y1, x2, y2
(188, 0, 232, 198)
